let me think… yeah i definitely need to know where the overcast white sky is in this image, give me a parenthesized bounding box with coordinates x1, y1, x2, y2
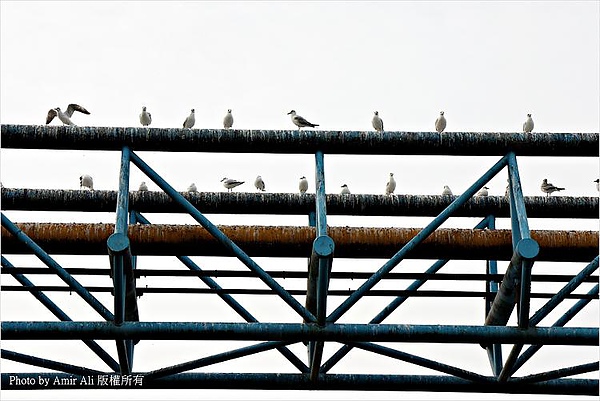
(1, 1, 599, 400)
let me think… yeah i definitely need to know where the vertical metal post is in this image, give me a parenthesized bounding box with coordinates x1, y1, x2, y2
(484, 215, 503, 377)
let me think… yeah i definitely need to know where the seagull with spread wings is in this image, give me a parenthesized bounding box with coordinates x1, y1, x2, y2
(46, 104, 90, 125)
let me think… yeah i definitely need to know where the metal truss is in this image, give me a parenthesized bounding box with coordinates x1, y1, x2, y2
(1, 125, 598, 395)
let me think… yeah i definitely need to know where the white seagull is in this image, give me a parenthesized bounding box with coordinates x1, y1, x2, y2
(523, 113, 534, 133)
(288, 110, 319, 129)
(223, 109, 234, 129)
(138, 181, 148, 191)
(183, 109, 195, 129)
(187, 183, 198, 193)
(435, 111, 447, 133)
(595, 179, 599, 192)
(385, 172, 396, 195)
(139, 106, 152, 126)
(299, 176, 309, 194)
(46, 104, 90, 125)
(541, 178, 564, 196)
(254, 175, 266, 191)
(80, 174, 94, 190)
(372, 111, 384, 132)
(221, 177, 244, 192)
(442, 185, 453, 196)
(340, 184, 351, 195)
(476, 186, 489, 197)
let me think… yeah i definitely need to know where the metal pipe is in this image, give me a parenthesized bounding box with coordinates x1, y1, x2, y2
(0, 256, 119, 372)
(128, 150, 316, 324)
(1, 372, 597, 394)
(3, 188, 597, 219)
(326, 154, 510, 323)
(2, 322, 597, 345)
(511, 362, 599, 385)
(2, 124, 598, 156)
(3, 223, 596, 261)
(1, 350, 104, 376)
(0, 213, 114, 321)
(133, 212, 308, 374)
(484, 216, 503, 377)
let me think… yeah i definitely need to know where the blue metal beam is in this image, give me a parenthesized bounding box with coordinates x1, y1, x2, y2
(128, 150, 317, 324)
(511, 362, 599, 385)
(133, 211, 308, 374)
(1, 372, 597, 394)
(2, 124, 598, 157)
(484, 216, 503, 377)
(0, 213, 114, 321)
(2, 322, 597, 345)
(0, 256, 119, 372)
(1, 349, 104, 376)
(326, 154, 510, 323)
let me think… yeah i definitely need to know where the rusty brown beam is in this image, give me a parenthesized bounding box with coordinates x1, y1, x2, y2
(1, 223, 597, 262)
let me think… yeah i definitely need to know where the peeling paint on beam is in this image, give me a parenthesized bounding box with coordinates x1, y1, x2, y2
(2, 125, 598, 156)
(2, 189, 598, 219)
(2, 223, 597, 261)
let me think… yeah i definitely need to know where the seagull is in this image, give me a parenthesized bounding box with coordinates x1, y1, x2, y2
(223, 109, 234, 129)
(595, 179, 599, 192)
(372, 111, 384, 132)
(183, 109, 195, 129)
(187, 183, 198, 193)
(140, 106, 152, 126)
(541, 178, 564, 196)
(80, 174, 94, 190)
(523, 113, 534, 133)
(340, 184, 351, 195)
(138, 181, 148, 191)
(442, 185, 453, 196)
(299, 176, 308, 194)
(476, 186, 489, 197)
(46, 104, 90, 125)
(385, 172, 396, 195)
(288, 110, 319, 129)
(221, 177, 244, 192)
(254, 175, 266, 191)
(435, 111, 446, 133)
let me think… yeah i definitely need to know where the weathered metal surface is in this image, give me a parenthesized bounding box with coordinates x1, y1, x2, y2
(2, 321, 597, 345)
(2, 124, 598, 156)
(1, 373, 597, 395)
(3, 188, 598, 219)
(2, 223, 597, 261)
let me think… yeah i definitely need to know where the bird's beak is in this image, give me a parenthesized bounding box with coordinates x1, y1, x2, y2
(287, 111, 292, 115)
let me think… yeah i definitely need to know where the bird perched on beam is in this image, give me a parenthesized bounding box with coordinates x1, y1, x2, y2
(288, 110, 319, 130)
(187, 183, 198, 193)
(442, 185, 453, 196)
(80, 174, 94, 190)
(299, 176, 308, 194)
(254, 175, 266, 191)
(372, 111, 384, 132)
(541, 178, 564, 196)
(385, 172, 396, 195)
(138, 181, 148, 191)
(223, 109, 234, 129)
(476, 186, 489, 197)
(523, 113, 534, 133)
(183, 109, 195, 129)
(435, 111, 446, 133)
(139, 106, 152, 126)
(221, 177, 244, 192)
(46, 104, 90, 125)
(340, 184, 351, 195)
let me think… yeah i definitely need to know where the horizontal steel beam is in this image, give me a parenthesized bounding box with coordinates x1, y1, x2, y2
(2, 189, 598, 219)
(1, 124, 598, 156)
(2, 322, 598, 345)
(2, 223, 597, 261)
(1, 373, 597, 395)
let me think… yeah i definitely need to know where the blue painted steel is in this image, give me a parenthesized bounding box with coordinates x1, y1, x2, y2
(512, 362, 599, 385)
(484, 216, 503, 377)
(128, 150, 317, 324)
(348, 342, 490, 382)
(115, 146, 131, 234)
(507, 153, 531, 243)
(326, 154, 510, 323)
(0, 256, 119, 372)
(314, 151, 328, 238)
(322, 216, 490, 373)
(1, 350, 105, 376)
(1, 213, 114, 321)
(145, 341, 293, 380)
(132, 211, 309, 374)
(1, 372, 597, 394)
(3, 322, 597, 345)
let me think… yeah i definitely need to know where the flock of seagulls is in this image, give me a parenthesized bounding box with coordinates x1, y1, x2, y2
(45, 103, 537, 133)
(77, 174, 585, 198)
